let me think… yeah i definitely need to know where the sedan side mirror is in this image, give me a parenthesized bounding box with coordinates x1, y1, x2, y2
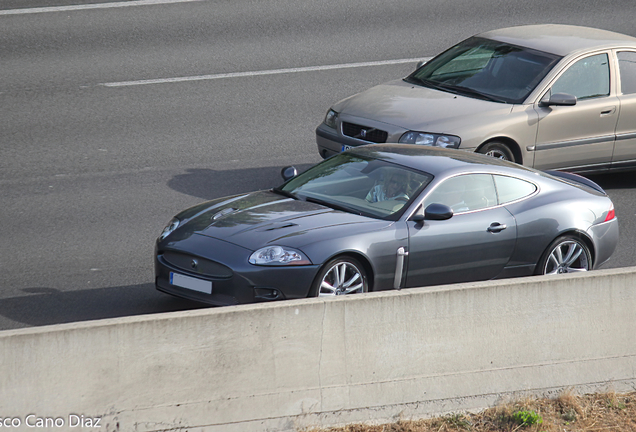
(424, 203, 454, 220)
(281, 166, 298, 181)
(539, 92, 577, 107)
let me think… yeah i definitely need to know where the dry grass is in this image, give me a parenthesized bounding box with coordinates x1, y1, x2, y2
(307, 392, 636, 432)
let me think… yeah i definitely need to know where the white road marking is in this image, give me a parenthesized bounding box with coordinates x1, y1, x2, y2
(0, 0, 204, 15)
(100, 58, 428, 88)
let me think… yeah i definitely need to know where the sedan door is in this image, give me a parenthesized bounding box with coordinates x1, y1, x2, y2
(613, 50, 636, 168)
(405, 174, 517, 288)
(532, 52, 619, 171)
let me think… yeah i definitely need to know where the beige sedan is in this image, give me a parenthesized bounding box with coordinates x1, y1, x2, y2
(316, 24, 636, 173)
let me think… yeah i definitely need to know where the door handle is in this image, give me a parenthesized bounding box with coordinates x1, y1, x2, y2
(600, 106, 616, 116)
(487, 222, 507, 233)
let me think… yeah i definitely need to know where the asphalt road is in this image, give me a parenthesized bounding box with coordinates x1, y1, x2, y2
(1, 0, 635, 330)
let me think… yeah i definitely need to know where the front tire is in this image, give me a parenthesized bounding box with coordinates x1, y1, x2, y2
(311, 256, 368, 297)
(478, 142, 515, 162)
(536, 236, 592, 275)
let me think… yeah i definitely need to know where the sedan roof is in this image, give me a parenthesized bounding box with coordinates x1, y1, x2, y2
(477, 24, 636, 56)
(348, 144, 536, 177)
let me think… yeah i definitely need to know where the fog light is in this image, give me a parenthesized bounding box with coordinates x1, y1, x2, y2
(254, 287, 283, 301)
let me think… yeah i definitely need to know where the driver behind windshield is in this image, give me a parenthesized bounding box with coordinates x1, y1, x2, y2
(366, 169, 410, 202)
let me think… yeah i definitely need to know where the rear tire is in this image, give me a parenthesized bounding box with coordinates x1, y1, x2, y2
(536, 235, 592, 275)
(311, 256, 369, 297)
(478, 142, 515, 162)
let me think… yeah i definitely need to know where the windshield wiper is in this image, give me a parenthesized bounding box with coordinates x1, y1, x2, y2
(441, 84, 507, 103)
(305, 196, 361, 215)
(271, 188, 299, 200)
(405, 76, 507, 103)
(404, 76, 449, 93)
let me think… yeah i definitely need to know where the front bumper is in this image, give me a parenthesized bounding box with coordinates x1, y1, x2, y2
(316, 123, 365, 159)
(155, 235, 320, 306)
(315, 114, 411, 159)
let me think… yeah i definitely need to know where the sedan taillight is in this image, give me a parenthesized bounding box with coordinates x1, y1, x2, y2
(604, 204, 616, 222)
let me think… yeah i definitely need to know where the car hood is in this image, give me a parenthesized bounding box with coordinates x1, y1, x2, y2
(333, 79, 513, 132)
(171, 190, 383, 251)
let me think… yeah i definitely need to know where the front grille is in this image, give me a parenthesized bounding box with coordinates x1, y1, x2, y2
(162, 251, 233, 278)
(342, 122, 388, 143)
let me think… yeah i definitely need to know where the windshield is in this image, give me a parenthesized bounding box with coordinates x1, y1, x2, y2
(406, 37, 562, 104)
(279, 153, 433, 220)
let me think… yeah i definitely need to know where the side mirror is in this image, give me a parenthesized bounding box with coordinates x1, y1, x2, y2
(539, 92, 577, 107)
(281, 166, 298, 181)
(415, 59, 427, 69)
(424, 203, 454, 221)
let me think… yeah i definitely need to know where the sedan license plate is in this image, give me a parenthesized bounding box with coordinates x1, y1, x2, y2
(341, 144, 353, 152)
(170, 272, 212, 294)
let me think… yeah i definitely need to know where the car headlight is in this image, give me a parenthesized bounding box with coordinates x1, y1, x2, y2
(324, 109, 339, 129)
(160, 218, 180, 240)
(249, 246, 312, 266)
(399, 131, 461, 149)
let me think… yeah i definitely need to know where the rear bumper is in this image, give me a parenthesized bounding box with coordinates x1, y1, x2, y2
(587, 217, 619, 269)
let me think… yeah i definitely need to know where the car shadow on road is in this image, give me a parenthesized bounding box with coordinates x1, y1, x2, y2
(0, 284, 208, 328)
(585, 171, 636, 190)
(167, 164, 316, 201)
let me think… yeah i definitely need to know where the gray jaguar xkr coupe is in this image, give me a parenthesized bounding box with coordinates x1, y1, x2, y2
(155, 145, 618, 306)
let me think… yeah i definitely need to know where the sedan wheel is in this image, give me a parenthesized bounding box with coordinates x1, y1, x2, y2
(478, 142, 515, 162)
(538, 236, 592, 275)
(313, 257, 368, 297)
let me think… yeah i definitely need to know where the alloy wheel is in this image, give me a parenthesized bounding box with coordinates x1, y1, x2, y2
(485, 149, 509, 160)
(543, 240, 590, 274)
(319, 261, 366, 296)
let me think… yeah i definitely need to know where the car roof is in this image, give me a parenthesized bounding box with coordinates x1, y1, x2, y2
(348, 144, 537, 177)
(477, 24, 636, 56)
(347, 144, 606, 197)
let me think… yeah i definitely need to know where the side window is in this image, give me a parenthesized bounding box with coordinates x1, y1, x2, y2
(618, 51, 636, 95)
(551, 53, 610, 100)
(494, 175, 537, 204)
(423, 174, 497, 213)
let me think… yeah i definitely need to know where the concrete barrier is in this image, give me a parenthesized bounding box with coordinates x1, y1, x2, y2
(2, 267, 636, 432)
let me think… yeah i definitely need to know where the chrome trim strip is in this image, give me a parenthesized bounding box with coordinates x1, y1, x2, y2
(616, 132, 636, 141)
(611, 159, 636, 168)
(402, 172, 540, 221)
(555, 162, 612, 172)
(534, 135, 615, 151)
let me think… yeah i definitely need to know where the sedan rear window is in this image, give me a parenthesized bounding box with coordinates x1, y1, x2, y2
(406, 37, 562, 104)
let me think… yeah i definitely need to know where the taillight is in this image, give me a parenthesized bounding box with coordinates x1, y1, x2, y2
(604, 204, 616, 222)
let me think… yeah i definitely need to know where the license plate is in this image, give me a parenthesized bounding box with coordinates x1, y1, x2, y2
(341, 144, 353, 152)
(170, 272, 212, 294)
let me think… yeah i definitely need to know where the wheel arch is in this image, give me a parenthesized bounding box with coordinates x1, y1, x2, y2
(313, 251, 376, 293)
(476, 137, 523, 165)
(544, 229, 596, 269)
